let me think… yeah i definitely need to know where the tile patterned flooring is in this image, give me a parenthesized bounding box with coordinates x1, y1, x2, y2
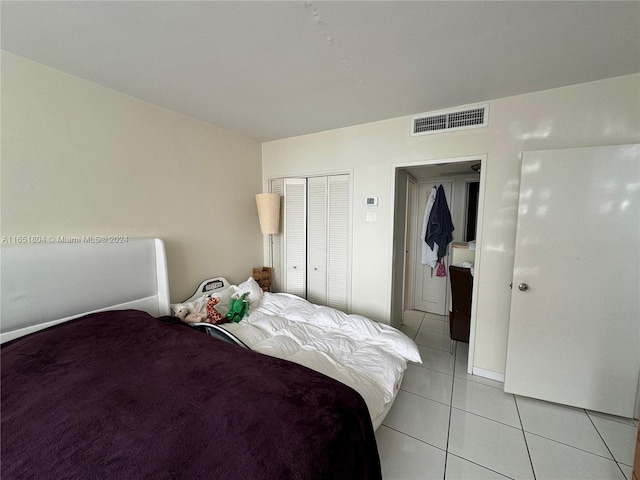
(376, 310, 639, 480)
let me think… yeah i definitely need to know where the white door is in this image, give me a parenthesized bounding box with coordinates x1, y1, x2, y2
(414, 182, 453, 315)
(307, 176, 328, 305)
(269, 178, 284, 293)
(283, 178, 307, 298)
(504, 144, 640, 417)
(326, 174, 350, 312)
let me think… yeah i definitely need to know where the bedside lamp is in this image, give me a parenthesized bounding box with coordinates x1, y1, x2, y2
(255, 193, 280, 235)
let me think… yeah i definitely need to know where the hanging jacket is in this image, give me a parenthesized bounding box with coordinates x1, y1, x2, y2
(421, 186, 438, 267)
(425, 185, 454, 260)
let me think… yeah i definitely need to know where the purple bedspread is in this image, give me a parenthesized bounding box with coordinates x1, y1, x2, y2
(1, 310, 381, 479)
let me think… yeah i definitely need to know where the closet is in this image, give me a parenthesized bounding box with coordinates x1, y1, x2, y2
(269, 174, 351, 311)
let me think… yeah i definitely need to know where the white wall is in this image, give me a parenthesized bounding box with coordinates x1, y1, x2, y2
(1, 52, 264, 302)
(262, 74, 640, 376)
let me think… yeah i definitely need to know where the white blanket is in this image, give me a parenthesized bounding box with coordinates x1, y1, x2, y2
(218, 292, 422, 422)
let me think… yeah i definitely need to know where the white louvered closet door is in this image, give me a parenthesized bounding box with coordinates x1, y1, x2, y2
(269, 178, 284, 293)
(326, 175, 350, 311)
(274, 174, 351, 310)
(306, 176, 328, 305)
(283, 178, 307, 297)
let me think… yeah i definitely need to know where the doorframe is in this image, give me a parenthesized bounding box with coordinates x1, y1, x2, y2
(390, 154, 487, 375)
(404, 175, 417, 311)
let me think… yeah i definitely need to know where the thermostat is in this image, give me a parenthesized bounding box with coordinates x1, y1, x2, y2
(364, 196, 378, 206)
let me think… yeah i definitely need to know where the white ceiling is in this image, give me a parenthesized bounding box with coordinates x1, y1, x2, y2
(2, 1, 639, 142)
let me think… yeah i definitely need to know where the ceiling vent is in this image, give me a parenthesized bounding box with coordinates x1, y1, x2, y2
(411, 103, 488, 136)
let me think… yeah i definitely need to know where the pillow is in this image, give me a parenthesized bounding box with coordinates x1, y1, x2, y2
(236, 277, 264, 305)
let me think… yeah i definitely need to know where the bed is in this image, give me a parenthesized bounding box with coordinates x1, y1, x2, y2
(1, 239, 382, 479)
(172, 276, 422, 430)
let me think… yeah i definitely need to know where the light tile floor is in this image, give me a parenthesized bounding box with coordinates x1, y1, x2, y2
(376, 310, 639, 480)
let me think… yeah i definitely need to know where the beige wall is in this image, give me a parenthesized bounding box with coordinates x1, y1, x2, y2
(262, 74, 640, 376)
(1, 52, 264, 302)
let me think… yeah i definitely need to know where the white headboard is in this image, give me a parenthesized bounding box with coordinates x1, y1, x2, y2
(0, 238, 170, 343)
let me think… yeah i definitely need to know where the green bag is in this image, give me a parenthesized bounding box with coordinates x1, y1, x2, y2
(225, 292, 250, 323)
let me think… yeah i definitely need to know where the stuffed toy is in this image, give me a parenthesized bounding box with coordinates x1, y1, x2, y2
(225, 292, 250, 323)
(206, 296, 224, 324)
(176, 307, 208, 324)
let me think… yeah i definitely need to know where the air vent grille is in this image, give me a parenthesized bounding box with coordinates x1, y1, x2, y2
(411, 103, 488, 136)
(414, 114, 447, 133)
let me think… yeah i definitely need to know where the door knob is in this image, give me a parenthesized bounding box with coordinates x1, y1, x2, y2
(518, 283, 530, 292)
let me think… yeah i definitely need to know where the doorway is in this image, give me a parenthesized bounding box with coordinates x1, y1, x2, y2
(412, 180, 453, 315)
(390, 155, 487, 372)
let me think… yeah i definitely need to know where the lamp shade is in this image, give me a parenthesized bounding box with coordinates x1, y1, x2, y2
(256, 193, 281, 234)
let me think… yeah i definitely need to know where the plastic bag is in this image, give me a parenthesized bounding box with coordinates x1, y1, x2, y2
(436, 259, 447, 277)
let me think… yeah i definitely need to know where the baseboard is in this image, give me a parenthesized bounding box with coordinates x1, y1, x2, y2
(472, 367, 505, 383)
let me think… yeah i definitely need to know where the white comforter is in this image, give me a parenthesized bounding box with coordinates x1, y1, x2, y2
(219, 292, 422, 423)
